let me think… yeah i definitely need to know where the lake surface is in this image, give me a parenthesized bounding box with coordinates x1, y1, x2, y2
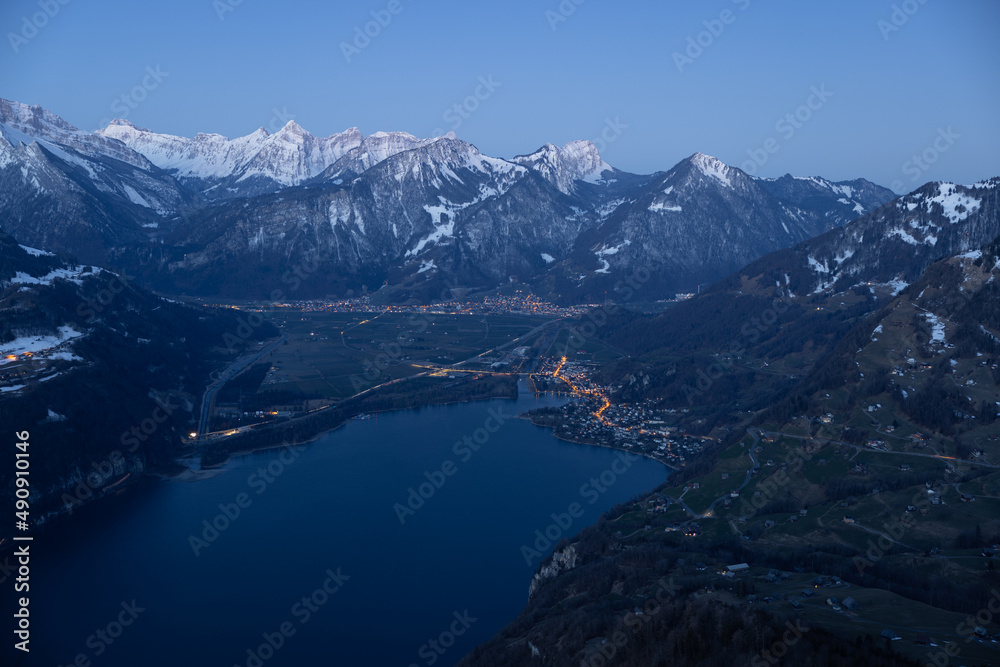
(23, 385, 667, 666)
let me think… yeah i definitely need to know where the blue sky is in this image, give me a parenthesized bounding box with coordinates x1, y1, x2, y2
(1, 0, 997, 190)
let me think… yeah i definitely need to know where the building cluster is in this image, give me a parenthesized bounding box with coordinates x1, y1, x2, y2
(0, 340, 81, 391)
(260, 291, 593, 318)
(543, 358, 707, 466)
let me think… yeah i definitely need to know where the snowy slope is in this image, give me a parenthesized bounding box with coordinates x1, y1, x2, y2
(99, 119, 366, 197)
(730, 178, 1000, 299)
(512, 140, 613, 194)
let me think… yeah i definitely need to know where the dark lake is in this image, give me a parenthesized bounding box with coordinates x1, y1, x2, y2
(24, 385, 667, 666)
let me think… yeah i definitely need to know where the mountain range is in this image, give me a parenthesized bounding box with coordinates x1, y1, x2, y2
(598, 174, 1000, 429)
(0, 98, 897, 301)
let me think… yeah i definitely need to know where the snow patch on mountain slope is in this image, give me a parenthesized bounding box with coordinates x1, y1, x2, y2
(923, 311, 946, 343)
(403, 155, 526, 258)
(888, 228, 922, 246)
(807, 256, 831, 274)
(100, 119, 365, 186)
(834, 249, 855, 264)
(648, 201, 682, 212)
(692, 153, 732, 187)
(19, 245, 54, 257)
(512, 140, 611, 193)
(0, 325, 84, 356)
(593, 241, 631, 274)
(882, 279, 909, 296)
(926, 183, 981, 223)
(1, 98, 152, 170)
(122, 184, 150, 207)
(7, 265, 99, 286)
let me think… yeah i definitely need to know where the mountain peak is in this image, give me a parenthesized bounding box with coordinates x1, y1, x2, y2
(511, 139, 613, 193)
(105, 118, 153, 133)
(276, 120, 308, 136)
(338, 126, 364, 141)
(686, 152, 735, 187)
(562, 139, 602, 161)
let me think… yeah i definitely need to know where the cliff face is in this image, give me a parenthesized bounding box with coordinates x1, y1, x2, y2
(528, 544, 578, 598)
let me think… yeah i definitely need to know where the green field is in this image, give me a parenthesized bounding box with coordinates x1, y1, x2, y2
(542, 326, 629, 363)
(243, 310, 552, 401)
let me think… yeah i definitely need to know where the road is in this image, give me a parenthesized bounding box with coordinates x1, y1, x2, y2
(665, 429, 761, 523)
(453, 318, 564, 367)
(196, 334, 288, 437)
(757, 429, 1000, 470)
(191, 318, 564, 444)
(340, 309, 390, 351)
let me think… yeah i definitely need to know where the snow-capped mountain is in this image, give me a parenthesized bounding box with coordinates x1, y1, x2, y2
(0, 99, 194, 262)
(158, 136, 596, 297)
(0, 98, 908, 301)
(756, 173, 897, 229)
(512, 140, 614, 194)
(312, 130, 453, 183)
(98, 119, 365, 199)
(728, 178, 1000, 298)
(2, 99, 152, 170)
(545, 153, 896, 300)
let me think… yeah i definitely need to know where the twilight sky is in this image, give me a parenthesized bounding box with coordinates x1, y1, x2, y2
(1, 0, 997, 191)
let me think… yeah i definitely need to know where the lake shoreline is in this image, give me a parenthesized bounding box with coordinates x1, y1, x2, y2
(0, 376, 520, 553)
(19, 384, 669, 666)
(519, 413, 679, 471)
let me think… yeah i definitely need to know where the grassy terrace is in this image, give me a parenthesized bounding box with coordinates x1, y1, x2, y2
(238, 310, 552, 401)
(594, 431, 999, 665)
